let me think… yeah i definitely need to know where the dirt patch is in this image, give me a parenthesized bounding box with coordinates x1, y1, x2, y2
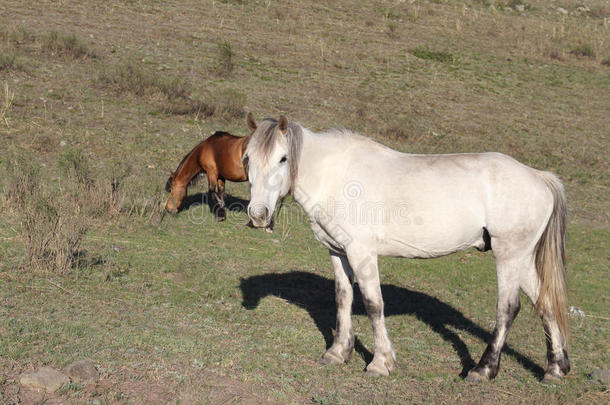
(1, 359, 279, 404)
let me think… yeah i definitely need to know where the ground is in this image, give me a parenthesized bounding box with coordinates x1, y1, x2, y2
(0, 0, 608, 404)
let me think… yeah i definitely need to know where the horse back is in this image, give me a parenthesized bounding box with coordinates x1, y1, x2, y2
(202, 132, 249, 181)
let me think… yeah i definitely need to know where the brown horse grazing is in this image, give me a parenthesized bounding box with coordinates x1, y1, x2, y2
(165, 131, 249, 220)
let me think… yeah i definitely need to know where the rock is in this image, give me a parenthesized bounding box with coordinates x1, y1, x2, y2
(569, 306, 585, 317)
(557, 7, 568, 15)
(576, 6, 590, 13)
(592, 369, 610, 384)
(515, 4, 525, 12)
(19, 366, 70, 393)
(64, 359, 99, 382)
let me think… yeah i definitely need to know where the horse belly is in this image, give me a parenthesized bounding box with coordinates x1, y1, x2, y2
(374, 195, 487, 259)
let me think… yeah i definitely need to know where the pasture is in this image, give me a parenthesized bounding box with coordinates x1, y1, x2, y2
(0, 0, 608, 403)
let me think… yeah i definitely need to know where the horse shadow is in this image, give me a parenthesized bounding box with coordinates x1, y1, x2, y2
(181, 192, 249, 214)
(240, 271, 545, 379)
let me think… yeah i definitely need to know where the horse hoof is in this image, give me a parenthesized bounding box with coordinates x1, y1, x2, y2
(541, 372, 563, 384)
(365, 364, 390, 377)
(265, 227, 273, 233)
(216, 216, 226, 222)
(320, 351, 344, 365)
(465, 369, 488, 382)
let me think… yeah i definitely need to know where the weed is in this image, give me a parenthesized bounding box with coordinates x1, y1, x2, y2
(589, 5, 610, 19)
(571, 44, 596, 58)
(58, 381, 83, 395)
(215, 41, 234, 76)
(162, 88, 245, 121)
(0, 53, 23, 72)
(3, 149, 39, 208)
(58, 148, 94, 188)
(9, 27, 36, 45)
(410, 46, 454, 63)
(211, 88, 246, 121)
(472, 0, 490, 6)
(0, 81, 15, 126)
(20, 190, 89, 274)
(386, 22, 399, 39)
(42, 31, 95, 58)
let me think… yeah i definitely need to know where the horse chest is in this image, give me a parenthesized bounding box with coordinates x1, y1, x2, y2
(308, 219, 346, 255)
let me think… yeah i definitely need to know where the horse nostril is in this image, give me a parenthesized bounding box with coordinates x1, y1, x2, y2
(248, 203, 269, 222)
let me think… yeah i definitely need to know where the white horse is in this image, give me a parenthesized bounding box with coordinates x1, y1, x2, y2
(243, 113, 569, 383)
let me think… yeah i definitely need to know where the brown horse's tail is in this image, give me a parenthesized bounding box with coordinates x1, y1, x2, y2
(534, 171, 568, 343)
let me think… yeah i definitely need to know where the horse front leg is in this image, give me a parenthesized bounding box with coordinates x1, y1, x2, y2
(348, 249, 396, 376)
(321, 251, 355, 365)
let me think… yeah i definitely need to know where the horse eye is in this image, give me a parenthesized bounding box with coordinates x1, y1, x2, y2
(279, 156, 287, 164)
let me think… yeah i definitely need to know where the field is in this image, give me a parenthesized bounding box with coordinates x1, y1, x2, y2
(0, 0, 609, 403)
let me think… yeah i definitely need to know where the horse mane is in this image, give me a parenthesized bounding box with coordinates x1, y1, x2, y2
(246, 119, 303, 192)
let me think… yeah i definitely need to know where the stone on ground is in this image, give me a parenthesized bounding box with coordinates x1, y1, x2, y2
(19, 366, 70, 393)
(592, 369, 610, 384)
(64, 359, 99, 382)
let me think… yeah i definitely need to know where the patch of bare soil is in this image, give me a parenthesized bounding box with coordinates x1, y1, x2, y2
(1, 358, 279, 404)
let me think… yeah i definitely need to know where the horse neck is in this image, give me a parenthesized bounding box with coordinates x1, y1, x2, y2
(292, 128, 342, 208)
(174, 143, 205, 187)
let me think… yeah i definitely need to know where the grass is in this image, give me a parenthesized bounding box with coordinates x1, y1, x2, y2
(410, 46, 454, 63)
(41, 31, 96, 59)
(570, 44, 596, 58)
(0, 0, 608, 403)
(0, 53, 23, 72)
(215, 41, 235, 77)
(96, 59, 190, 100)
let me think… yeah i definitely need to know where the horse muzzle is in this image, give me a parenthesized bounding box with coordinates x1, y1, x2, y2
(247, 203, 270, 228)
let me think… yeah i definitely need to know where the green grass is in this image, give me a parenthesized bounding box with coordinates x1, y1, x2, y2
(0, 0, 608, 403)
(410, 47, 455, 64)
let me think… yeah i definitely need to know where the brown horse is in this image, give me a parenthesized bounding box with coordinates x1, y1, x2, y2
(165, 131, 249, 220)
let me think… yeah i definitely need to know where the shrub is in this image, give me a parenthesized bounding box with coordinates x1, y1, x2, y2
(21, 193, 89, 273)
(58, 148, 94, 188)
(215, 41, 234, 76)
(5, 152, 90, 274)
(0, 53, 23, 72)
(42, 31, 95, 58)
(570, 44, 595, 58)
(3, 149, 40, 208)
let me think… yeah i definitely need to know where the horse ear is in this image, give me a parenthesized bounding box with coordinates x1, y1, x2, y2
(246, 112, 257, 132)
(278, 115, 288, 135)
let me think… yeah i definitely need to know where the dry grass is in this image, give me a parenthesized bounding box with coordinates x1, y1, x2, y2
(0, 0, 608, 403)
(41, 31, 96, 59)
(0, 81, 15, 126)
(0, 53, 23, 72)
(214, 41, 235, 77)
(5, 151, 89, 273)
(570, 43, 596, 58)
(97, 59, 245, 120)
(96, 59, 189, 100)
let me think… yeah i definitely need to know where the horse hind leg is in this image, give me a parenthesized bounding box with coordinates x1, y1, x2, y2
(466, 256, 521, 382)
(216, 178, 227, 221)
(520, 262, 570, 383)
(206, 172, 223, 221)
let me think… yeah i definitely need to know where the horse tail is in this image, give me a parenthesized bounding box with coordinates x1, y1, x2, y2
(534, 171, 568, 343)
